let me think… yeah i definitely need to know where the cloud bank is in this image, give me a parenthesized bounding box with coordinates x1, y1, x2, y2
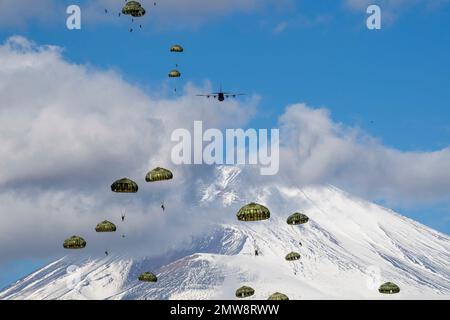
(278, 105, 450, 206)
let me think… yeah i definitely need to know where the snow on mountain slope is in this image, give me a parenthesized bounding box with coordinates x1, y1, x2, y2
(1, 167, 449, 300)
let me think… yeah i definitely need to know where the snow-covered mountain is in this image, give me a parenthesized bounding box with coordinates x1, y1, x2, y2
(1, 167, 449, 300)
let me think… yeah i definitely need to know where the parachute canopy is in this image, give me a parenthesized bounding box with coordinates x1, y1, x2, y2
(95, 220, 117, 232)
(235, 286, 255, 298)
(111, 177, 138, 193)
(138, 272, 158, 282)
(236, 202, 270, 222)
(285, 252, 301, 261)
(168, 69, 181, 78)
(63, 235, 86, 249)
(122, 1, 146, 17)
(378, 282, 400, 294)
(170, 44, 184, 52)
(287, 212, 309, 225)
(268, 292, 289, 300)
(145, 167, 173, 182)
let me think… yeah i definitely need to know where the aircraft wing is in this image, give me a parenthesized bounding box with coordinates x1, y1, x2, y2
(196, 94, 217, 98)
(224, 93, 246, 97)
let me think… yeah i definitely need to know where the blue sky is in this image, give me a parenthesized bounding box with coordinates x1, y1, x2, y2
(2, 0, 448, 149)
(0, 0, 449, 289)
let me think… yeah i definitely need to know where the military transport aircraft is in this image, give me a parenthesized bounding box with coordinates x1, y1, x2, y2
(196, 86, 245, 102)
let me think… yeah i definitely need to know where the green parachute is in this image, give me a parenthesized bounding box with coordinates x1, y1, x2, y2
(111, 177, 138, 193)
(170, 44, 184, 52)
(285, 252, 301, 261)
(268, 292, 289, 300)
(168, 69, 181, 78)
(169, 44, 183, 92)
(286, 212, 309, 225)
(122, 1, 146, 17)
(235, 286, 255, 298)
(145, 167, 173, 182)
(378, 282, 400, 294)
(236, 203, 270, 222)
(63, 235, 86, 249)
(95, 220, 117, 232)
(138, 272, 158, 282)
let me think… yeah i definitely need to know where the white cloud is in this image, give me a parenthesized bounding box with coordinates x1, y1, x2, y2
(277, 104, 450, 206)
(273, 21, 289, 34)
(0, 0, 295, 30)
(0, 0, 61, 28)
(1, 0, 449, 30)
(272, 14, 332, 34)
(344, 0, 450, 23)
(0, 36, 255, 264)
(345, 0, 418, 11)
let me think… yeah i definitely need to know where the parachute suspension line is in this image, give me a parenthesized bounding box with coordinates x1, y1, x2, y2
(145, 167, 173, 213)
(292, 261, 300, 275)
(169, 44, 183, 95)
(253, 238, 259, 256)
(121, 196, 132, 221)
(120, 1, 146, 32)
